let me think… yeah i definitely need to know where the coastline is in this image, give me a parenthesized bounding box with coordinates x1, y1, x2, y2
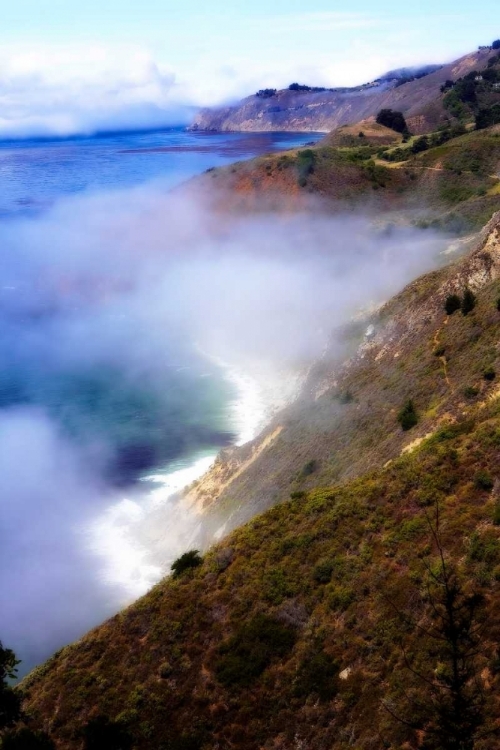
(88, 355, 299, 601)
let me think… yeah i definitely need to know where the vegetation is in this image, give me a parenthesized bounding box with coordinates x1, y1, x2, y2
(376, 108, 409, 134)
(255, 89, 276, 99)
(397, 399, 419, 430)
(445, 293, 462, 315)
(462, 288, 477, 315)
(171, 550, 203, 578)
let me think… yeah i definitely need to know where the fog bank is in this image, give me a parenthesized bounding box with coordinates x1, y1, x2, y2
(0, 183, 449, 671)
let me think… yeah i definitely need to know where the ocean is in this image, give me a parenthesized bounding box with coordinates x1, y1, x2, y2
(0, 126, 320, 672)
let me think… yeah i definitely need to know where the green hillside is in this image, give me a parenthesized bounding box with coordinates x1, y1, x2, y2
(13, 212, 500, 750)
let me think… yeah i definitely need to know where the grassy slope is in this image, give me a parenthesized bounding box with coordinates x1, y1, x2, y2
(21, 218, 500, 749)
(199, 126, 500, 233)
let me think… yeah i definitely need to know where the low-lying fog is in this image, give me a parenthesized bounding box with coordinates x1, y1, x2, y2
(0, 182, 449, 672)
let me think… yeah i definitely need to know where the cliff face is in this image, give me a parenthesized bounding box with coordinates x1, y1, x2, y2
(190, 49, 492, 134)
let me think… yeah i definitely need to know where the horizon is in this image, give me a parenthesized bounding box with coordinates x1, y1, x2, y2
(1, 1, 500, 139)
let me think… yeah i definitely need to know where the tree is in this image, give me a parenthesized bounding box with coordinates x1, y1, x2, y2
(397, 399, 418, 431)
(376, 109, 409, 134)
(492, 40, 500, 50)
(445, 294, 461, 315)
(384, 510, 499, 749)
(171, 550, 203, 578)
(461, 289, 476, 316)
(0, 642, 21, 732)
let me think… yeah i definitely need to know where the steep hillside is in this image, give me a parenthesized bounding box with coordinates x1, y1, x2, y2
(19, 216, 500, 750)
(190, 49, 492, 134)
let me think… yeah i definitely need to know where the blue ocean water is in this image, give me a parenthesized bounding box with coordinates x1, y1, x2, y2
(0, 127, 319, 216)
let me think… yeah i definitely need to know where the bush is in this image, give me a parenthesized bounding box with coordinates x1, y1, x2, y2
(1, 729, 55, 750)
(484, 367, 496, 381)
(461, 289, 476, 315)
(313, 559, 334, 584)
(398, 400, 418, 431)
(492, 40, 500, 50)
(376, 109, 408, 134)
(83, 716, 132, 750)
(476, 104, 500, 130)
(215, 614, 296, 687)
(293, 650, 339, 701)
(302, 459, 318, 477)
(445, 294, 461, 315)
(474, 471, 494, 491)
(171, 550, 203, 578)
(496, 297, 500, 312)
(463, 386, 479, 399)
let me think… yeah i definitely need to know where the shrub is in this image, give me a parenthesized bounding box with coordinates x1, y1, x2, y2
(463, 386, 479, 399)
(215, 614, 296, 687)
(445, 294, 461, 315)
(496, 297, 500, 312)
(474, 470, 494, 491)
(313, 559, 334, 584)
(1, 729, 55, 749)
(493, 501, 500, 526)
(302, 459, 318, 477)
(484, 367, 496, 381)
(398, 400, 418, 431)
(461, 289, 476, 315)
(82, 716, 133, 750)
(293, 650, 339, 701)
(476, 104, 500, 130)
(492, 40, 500, 50)
(376, 109, 408, 134)
(171, 550, 203, 578)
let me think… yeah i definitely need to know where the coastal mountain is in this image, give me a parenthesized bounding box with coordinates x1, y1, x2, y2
(11, 40, 500, 750)
(21, 211, 500, 749)
(190, 48, 492, 134)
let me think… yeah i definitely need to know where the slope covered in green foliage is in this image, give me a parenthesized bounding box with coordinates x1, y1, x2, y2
(18, 217, 500, 750)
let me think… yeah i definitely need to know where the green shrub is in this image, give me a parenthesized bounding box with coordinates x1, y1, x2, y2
(171, 550, 203, 578)
(461, 289, 476, 315)
(474, 470, 494, 491)
(376, 109, 408, 134)
(215, 614, 296, 687)
(444, 294, 461, 315)
(398, 400, 418, 431)
(483, 367, 496, 381)
(313, 559, 334, 584)
(496, 297, 500, 312)
(293, 650, 339, 701)
(463, 386, 479, 399)
(302, 459, 318, 477)
(493, 501, 500, 526)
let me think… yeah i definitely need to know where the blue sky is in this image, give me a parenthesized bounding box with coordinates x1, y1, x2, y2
(1, 1, 499, 137)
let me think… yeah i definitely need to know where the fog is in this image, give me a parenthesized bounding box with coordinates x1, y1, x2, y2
(0, 183, 449, 672)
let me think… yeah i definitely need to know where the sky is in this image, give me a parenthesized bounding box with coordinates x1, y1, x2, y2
(0, 2, 499, 136)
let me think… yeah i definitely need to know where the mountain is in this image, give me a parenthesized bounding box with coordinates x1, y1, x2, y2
(190, 49, 492, 134)
(12, 44, 500, 750)
(21, 211, 500, 749)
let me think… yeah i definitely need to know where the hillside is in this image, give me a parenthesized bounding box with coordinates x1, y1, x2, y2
(18, 207, 500, 749)
(195, 123, 500, 236)
(190, 49, 492, 134)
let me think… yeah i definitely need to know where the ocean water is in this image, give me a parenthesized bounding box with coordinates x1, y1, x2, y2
(0, 126, 319, 672)
(0, 127, 319, 216)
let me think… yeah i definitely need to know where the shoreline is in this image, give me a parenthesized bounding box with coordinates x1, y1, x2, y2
(88, 356, 288, 601)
